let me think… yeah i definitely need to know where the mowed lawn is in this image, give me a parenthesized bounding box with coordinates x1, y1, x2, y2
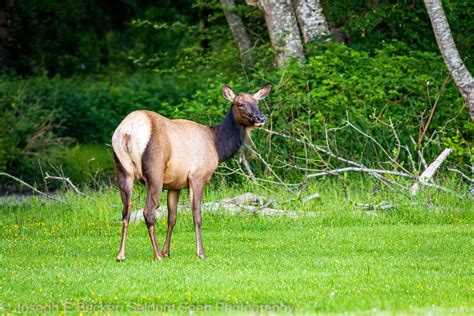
(0, 189, 472, 314)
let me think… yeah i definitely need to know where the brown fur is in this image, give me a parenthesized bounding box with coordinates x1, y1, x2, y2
(112, 85, 271, 260)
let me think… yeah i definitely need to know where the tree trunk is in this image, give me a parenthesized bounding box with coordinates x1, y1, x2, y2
(220, 0, 255, 66)
(293, 0, 330, 43)
(257, 0, 305, 67)
(424, 0, 474, 120)
(198, 5, 211, 51)
(0, 0, 14, 65)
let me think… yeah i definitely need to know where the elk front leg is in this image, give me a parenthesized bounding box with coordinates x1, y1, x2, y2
(162, 189, 180, 257)
(190, 181, 205, 258)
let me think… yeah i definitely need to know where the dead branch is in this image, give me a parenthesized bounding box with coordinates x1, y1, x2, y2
(244, 142, 298, 194)
(352, 201, 394, 210)
(222, 192, 265, 205)
(306, 167, 414, 179)
(44, 173, 86, 197)
(0, 172, 58, 201)
(263, 127, 460, 198)
(410, 148, 452, 195)
(411, 135, 429, 171)
(263, 127, 392, 185)
(417, 75, 451, 149)
(447, 168, 474, 183)
(345, 120, 411, 175)
(239, 152, 257, 184)
(129, 193, 374, 223)
(300, 192, 320, 202)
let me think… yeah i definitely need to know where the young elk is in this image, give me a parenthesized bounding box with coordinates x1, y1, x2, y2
(112, 84, 271, 260)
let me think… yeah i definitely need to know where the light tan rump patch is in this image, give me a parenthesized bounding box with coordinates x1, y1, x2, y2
(112, 111, 152, 177)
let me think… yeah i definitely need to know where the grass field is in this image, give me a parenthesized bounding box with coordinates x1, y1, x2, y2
(0, 181, 472, 314)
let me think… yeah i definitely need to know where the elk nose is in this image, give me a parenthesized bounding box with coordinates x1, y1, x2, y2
(255, 114, 266, 123)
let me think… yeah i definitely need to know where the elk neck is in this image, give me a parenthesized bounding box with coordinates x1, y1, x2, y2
(210, 106, 247, 163)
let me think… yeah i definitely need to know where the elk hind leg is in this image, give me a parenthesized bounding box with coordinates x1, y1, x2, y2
(143, 176, 164, 260)
(115, 154, 134, 262)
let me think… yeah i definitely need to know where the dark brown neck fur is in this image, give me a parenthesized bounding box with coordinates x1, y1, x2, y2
(210, 106, 247, 163)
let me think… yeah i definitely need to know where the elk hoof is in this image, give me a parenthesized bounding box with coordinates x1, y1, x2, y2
(197, 254, 205, 259)
(116, 255, 126, 262)
(162, 251, 170, 257)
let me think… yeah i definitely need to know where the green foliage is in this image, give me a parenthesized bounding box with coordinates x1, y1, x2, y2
(263, 43, 471, 163)
(168, 43, 472, 177)
(60, 144, 115, 186)
(4, 0, 473, 76)
(6, 0, 197, 75)
(1, 43, 472, 185)
(320, 0, 473, 69)
(0, 79, 69, 183)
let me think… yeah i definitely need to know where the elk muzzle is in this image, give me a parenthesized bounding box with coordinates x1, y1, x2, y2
(252, 114, 266, 127)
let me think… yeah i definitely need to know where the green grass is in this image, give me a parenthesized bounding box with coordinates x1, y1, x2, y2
(0, 182, 472, 314)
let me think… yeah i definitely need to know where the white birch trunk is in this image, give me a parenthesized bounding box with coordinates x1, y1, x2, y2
(257, 0, 305, 67)
(294, 0, 330, 43)
(424, 0, 474, 120)
(220, 0, 255, 66)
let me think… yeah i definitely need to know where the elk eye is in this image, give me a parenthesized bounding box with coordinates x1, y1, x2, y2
(238, 103, 245, 108)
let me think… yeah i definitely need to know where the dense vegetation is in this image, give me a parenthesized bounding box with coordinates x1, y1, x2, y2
(0, 0, 472, 187)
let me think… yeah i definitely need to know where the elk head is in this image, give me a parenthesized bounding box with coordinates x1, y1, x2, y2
(222, 85, 272, 128)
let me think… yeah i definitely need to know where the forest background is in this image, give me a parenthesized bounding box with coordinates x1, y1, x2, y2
(0, 0, 472, 189)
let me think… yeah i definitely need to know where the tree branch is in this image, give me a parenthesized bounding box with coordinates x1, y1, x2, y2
(410, 148, 452, 195)
(44, 173, 86, 197)
(0, 172, 58, 201)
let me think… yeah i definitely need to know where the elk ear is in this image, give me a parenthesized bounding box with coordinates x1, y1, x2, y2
(253, 85, 272, 100)
(222, 85, 236, 102)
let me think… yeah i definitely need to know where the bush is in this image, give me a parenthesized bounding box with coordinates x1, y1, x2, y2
(0, 81, 68, 184)
(60, 144, 115, 186)
(171, 43, 472, 175)
(1, 43, 472, 185)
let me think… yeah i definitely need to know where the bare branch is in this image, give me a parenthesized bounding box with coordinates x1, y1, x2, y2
(447, 168, 474, 183)
(45, 173, 86, 197)
(239, 152, 257, 183)
(301, 192, 320, 202)
(0, 172, 58, 201)
(352, 201, 394, 210)
(263, 127, 406, 186)
(345, 120, 411, 175)
(306, 167, 414, 179)
(410, 148, 452, 195)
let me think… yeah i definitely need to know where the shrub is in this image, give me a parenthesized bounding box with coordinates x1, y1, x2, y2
(0, 79, 69, 184)
(1, 43, 471, 185)
(60, 144, 115, 186)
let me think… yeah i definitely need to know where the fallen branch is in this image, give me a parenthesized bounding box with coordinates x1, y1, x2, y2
(45, 173, 86, 197)
(410, 148, 452, 195)
(352, 201, 394, 210)
(239, 152, 257, 184)
(447, 168, 473, 183)
(0, 172, 58, 201)
(306, 167, 414, 179)
(129, 192, 375, 223)
(262, 128, 400, 187)
(301, 192, 320, 202)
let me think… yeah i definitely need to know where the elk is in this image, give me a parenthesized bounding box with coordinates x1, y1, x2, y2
(112, 84, 272, 260)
